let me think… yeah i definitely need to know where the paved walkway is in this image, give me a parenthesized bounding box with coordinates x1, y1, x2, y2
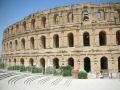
(0, 70, 120, 90)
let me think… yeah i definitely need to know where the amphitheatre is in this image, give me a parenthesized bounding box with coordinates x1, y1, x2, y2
(2, 2, 120, 74)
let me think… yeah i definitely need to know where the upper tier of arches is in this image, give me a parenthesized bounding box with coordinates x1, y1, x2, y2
(3, 3, 120, 39)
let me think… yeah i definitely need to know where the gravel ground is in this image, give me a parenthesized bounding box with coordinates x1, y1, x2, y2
(0, 70, 120, 90)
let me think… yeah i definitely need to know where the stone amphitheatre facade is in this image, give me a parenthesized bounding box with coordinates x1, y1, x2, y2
(2, 3, 120, 73)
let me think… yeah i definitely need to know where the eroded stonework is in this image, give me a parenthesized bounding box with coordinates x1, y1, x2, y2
(2, 3, 120, 73)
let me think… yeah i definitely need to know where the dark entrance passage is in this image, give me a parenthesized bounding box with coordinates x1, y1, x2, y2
(53, 58, 59, 69)
(100, 57, 108, 70)
(84, 57, 91, 72)
(99, 31, 106, 46)
(29, 58, 34, 66)
(40, 58, 45, 74)
(118, 57, 120, 72)
(20, 58, 24, 65)
(68, 33, 74, 47)
(83, 32, 90, 46)
(40, 58, 45, 68)
(68, 58, 74, 67)
(53, 34, 59, 48)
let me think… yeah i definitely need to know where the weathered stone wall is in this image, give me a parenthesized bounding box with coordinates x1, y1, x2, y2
(2, 3, 120, 73)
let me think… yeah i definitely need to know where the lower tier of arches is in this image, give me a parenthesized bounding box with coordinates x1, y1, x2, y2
(2, 54, 120, 73)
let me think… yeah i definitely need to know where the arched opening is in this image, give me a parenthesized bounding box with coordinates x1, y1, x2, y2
(15, 40, 18, 50)
(100, 57, 108, 70)
(20, 58, 24, 65)
(10, 41, 12, 51)
(31, 19, 35, 29)
(21, 38, 25, 50)
(3, 43, 6, 51)
(53, 34, 59, 48)
(8, 59, 11, 66)
(29, 58, 34, 66)
(7, 43, 8, 51)
(67, 12, 73, 23)
(116, 30, 120, 45)
(53, 58, 59, 69)
(118, 57, 120, 72)
(30, 37, 34, 49)
(68, 58, 74, 67)
(14, 59, 16, 65)
(16, 24, 19, 30)
(41, 16, 46, 28)
(99, 31, 106, 46)
(83, 32, 90, 46)
(68, 33, 74, 47)
(11, 26, 13, 35)
(17, 24, 21, 33)
(22, 21, 26, 31)
(97, 11, 104, 20)
(41, 36, 46, 49)
(54, 14, 59, 24)
(82, 10, 89, 21)
(40, 58, 45, 68)
(84, 57, 91, 72)
(114, 10, 120, 24)
(8, 28, 9, 35)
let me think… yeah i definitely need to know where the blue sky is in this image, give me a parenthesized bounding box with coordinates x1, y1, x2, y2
(0, 0, 119, 54)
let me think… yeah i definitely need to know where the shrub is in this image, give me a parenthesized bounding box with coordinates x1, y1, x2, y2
(53, 69, 62, 76)
(45, 66, 54, 74)
(13, 65, 20, 70)
(8, 66, 13, 70)
(8, 65, 21, 71)
(26, 66, 32, 72)
(78, 71, 87, 79)
(61, 66, 73, 76)
(0, 63, 5, 69)
(20, 66, 26, 72)
(32, 66, 42, 73)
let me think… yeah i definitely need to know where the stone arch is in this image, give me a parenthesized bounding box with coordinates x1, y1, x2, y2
(15, 40, 18, 50)
(40, 58, 45, 68)
(41, 16, 46, 28)
(118, 57, 120, 72)
(84, 57, 91, 72)
(10, 41, 12, 51)
(41, 36, 46, 48)
(8, 28, 9, 35)
(29, 58, 34, 66)
(30, 37, 34, 49)
(82, 10, 89, 21)
(20, 58, 24, 65)
(31, 19, 35, 29)
(116, 30, 120, 45)
(3, 43, 5, 51)
(7, 43, 8, 51)
(100, 56, 108, 70)
(97, 10, 105, 20)
(22, 21, 26, 31)
(53, 58, 59, 69)
(54, 14, 59, 24)
(53, 34, 59, 48)
(16, 24, 19, 31)
(83, 32, 90, 46)
(114, 10, 120, 24)
(14, 58, 16, 65)
(8, 59, 11, 66)
(99, 31, 107, 46)
(68, 33, 74, 47)
(68, 57, 74, 67)
(21, 38, 25, 50)
(67, 12, 73, 23)
(11, 26, 13, 35)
